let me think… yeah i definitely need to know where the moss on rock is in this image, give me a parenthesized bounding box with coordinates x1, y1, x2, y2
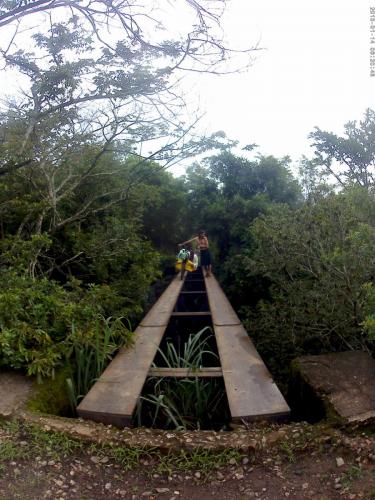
(27, 366, 72, 416)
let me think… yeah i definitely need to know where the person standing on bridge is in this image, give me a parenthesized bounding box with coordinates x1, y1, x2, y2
(178, 230, 212, 277)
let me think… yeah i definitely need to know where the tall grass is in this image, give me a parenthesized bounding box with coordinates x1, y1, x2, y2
(136, 327, 229, 430)
(155, 326, 218, 369)
(138, 378, 226, 430)
(66, 316, 133, 413)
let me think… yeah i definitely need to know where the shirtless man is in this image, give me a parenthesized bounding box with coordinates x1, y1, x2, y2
(178, 230, 212, 277)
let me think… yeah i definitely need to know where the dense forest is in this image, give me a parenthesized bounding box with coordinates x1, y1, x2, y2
(0, 1, 374, 416)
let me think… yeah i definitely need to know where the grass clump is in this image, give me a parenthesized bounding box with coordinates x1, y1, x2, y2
(66, 316, 133, 413)
(341, 465, 362, 487)
(27, 424, 83, 460)
(155, 448, 242, 478)
(279, 440, 296, 463)
(136, 327, 229, 430)
(155, 327, 218, 369)
(89, 442, 156, 471)
(0, 420, 83, 463)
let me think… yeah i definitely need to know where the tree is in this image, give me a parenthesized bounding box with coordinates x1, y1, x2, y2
(245, 188, 375, 383)
(0, 1, 256, 73)
(0, 2, 259, 382)
(207, 152, 301, 203)
(308, 108, 375, 189)
(180, 151, 302, 305)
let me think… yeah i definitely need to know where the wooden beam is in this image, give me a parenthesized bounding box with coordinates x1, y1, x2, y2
(204, 275, 240, 326)
(77, 275, 184, 426)
(171, 311, 211, 317)
(148, 367, 223, 378)
(140, 277, 185, 327)
(205, 275, 290, 422)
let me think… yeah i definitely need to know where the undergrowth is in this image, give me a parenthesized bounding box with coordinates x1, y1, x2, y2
(136, 327, 229, 430)
(66, 316, 133, 413)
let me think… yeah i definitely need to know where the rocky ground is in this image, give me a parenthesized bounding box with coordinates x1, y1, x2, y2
(0, 420, 374, 500)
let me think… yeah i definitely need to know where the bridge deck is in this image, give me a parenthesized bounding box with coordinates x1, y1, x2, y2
(204, 275, 290, 421)
(78, 271, 290, 427)
(77, 276, 184, 426)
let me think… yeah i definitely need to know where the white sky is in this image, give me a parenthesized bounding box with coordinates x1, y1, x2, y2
(173, 0, 375, 174)
(1, 0, 374, 177)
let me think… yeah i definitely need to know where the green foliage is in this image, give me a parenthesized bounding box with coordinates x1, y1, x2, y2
(279, 440, 296, 463)
(341, 465, 362, 487)
(139, 378, 226, 430)
(208, 152, 301, 203)
(0, 420, 82, 464)
(309, 108, 375, 189)
(155, 327, 218, 369)
(137, 328, 227, 430)
(0, 264, 133, 378)
(154, 448, 242, 478)
(244, 187, 375, 384)
(0, 272, 71, 377)
(66, 316, 133, 412)
(27, 424, 83, 460)
(90, 442, 152, 471)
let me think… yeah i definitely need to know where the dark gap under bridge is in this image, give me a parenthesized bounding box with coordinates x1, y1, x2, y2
(77, 269, 290, 427)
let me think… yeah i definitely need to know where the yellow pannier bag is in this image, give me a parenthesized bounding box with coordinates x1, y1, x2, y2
(185, 260, 195, 272)
(175, 259, 195, 272)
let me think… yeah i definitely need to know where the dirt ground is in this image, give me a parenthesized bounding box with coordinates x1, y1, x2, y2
(0, 421, 374, 500)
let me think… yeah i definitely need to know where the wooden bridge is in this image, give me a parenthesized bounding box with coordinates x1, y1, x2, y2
(77, 269, 290, 427)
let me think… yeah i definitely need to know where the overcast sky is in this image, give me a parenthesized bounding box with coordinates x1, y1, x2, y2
(1, 1, 374, 176)
(174, 0, 375, 174)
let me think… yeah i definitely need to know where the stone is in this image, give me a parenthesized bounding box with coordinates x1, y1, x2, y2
(290, 351, 375, 424)
(155, 488, 170, 494)
(336, 457, 345, 467)
(0, 371, 33, 418)
(194, 472, 201, 479)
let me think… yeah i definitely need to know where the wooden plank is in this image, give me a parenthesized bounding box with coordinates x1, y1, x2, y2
(77, 325, 166, 424)
(148, 367, 222, 378)
(215, 324, 290, 420)
(180, 291, 206, 294)
(171, 311, 211, 317)
(140, 276, 184, 326)
(77, 276, 183, 425)
(204, 275, 241, 326)
(205, 275, 290, 421)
